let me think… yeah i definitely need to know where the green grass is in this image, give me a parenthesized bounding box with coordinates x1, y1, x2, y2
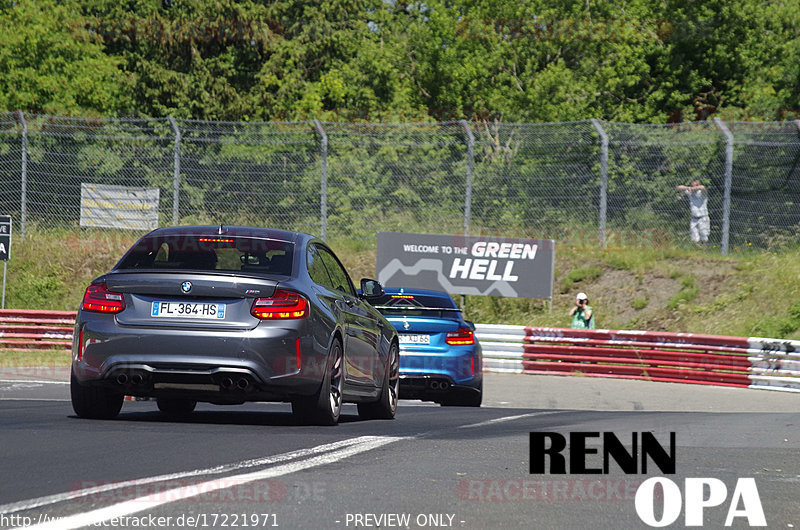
(753, 300, 800, 338)
(667, 275, 699, 310)
(7, 229, 139, 310)
(560, 266, 603, 292)
(0, 349, 71, 366)
(631, 297, 649, 310)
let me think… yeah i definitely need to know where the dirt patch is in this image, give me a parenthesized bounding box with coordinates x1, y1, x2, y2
(561, 258, 738, 331)
(577, 270, 678, 329)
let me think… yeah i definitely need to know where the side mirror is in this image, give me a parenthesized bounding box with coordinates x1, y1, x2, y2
(360, 278, 384, 298)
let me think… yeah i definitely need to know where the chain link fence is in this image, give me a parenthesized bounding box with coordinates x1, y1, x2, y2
(725, 121, 800, 249)
(603, 120, 726, 248)
(0, 112, 798, 252)
(323, 121, 468, 238)
(471, 121, 600, 243)
(176, 119, 321, 233)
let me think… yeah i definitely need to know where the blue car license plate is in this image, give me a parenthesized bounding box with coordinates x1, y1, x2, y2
(399, 334, 430, 345)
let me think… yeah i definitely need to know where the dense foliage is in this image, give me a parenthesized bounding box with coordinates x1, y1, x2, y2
(2, 0, 799, 122)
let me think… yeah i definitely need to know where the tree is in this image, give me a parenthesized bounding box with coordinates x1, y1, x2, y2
(0, 0, 130, 115)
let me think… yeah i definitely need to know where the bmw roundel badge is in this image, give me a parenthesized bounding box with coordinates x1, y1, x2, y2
(181, 281, 192, 293)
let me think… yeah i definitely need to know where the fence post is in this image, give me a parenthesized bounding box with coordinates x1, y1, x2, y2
(313, 119, 328, 240)
(167, 117, 180, 226)
(714, 118, 733, 255)
(591, 119, 608, 247)
(16, 111, 27, 238)
(460, 120, 474, 237)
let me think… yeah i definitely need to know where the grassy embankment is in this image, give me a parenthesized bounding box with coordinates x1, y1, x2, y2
(4, 229, 800, 366)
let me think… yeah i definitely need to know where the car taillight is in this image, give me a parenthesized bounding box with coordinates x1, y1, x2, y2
(251, 289, 308, 320)
(75, 326, 84, 361)
(81, 283, 125, 314)
(446, 327, 475, 346)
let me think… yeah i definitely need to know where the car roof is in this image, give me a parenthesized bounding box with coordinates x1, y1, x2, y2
(383, 287, 455, 300)
(142, 225, 313, 244)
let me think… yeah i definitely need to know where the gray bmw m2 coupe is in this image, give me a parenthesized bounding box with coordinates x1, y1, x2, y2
(71, 225, 399, 425)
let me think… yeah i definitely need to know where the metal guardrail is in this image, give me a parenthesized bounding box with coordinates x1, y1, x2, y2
(4, 313, 799, 394)
(0, 309, 76, 351)
(476, 324, 800, 393)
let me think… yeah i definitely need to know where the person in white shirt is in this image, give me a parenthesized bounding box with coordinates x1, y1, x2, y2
(676, 179, 709, 244)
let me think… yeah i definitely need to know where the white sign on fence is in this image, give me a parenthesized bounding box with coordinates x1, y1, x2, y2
(376, 232, 555, 299)
(80, 183, 160, 230)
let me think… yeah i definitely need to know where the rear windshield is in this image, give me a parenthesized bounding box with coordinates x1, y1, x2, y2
(115, 235, 294, 275)
(372, 294, 461, 319)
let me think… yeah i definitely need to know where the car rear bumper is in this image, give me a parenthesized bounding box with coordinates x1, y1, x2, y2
(398, 374, 482, 401)
(398, 346, 481, 383)
(72, 313, 331, 401)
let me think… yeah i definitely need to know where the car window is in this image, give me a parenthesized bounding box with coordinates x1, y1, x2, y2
(316, 246, 355, 296)
(115, 235, 294, 275)
(307, 245, 334, 288)
(373, 294, 461, 319)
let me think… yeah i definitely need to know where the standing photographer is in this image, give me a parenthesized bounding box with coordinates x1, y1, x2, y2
(569, 292, 595, 329)
(676, 179, 709, 244)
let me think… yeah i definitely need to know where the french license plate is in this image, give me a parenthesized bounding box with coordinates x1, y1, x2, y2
(399, 334, 430, 345)
(151, 301, 226, 319)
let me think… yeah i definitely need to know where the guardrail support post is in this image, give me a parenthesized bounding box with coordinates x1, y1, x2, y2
(714, 118, 733, 255)
(167, 117, 181, 226)
(591, 119, 608, 247)
(460, 120, 474, 237)
(313, 119, 328, 240)
(17, 110, 27, 238)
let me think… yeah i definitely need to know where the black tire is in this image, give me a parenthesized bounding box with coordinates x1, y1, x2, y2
(358, 342, 399, 420)
(157, 398, 197, 415)
(292, 338, 343, 426)
(440, 380, 483, 408)
(70, 371, 124, 419)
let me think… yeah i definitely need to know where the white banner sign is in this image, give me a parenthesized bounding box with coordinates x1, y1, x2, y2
(80, 183, 160, 230)
(377, 232, 555, 299)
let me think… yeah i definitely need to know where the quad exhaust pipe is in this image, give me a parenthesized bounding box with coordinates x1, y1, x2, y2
(112, 371, 253, 390)
(219, 376, 251, 391)
(115, 372, 146, 385)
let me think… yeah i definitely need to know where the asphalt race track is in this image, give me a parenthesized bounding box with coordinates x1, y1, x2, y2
(1, 369, 799, 529)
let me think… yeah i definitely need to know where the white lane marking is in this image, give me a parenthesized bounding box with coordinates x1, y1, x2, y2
(15, 435, 403, 530)
(457, 411, 562, 429)
(0, 379, 69, 385)
(0, 383, 44, 389)
(0, 398, 69, 402)
(0, 436, 402, 516)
